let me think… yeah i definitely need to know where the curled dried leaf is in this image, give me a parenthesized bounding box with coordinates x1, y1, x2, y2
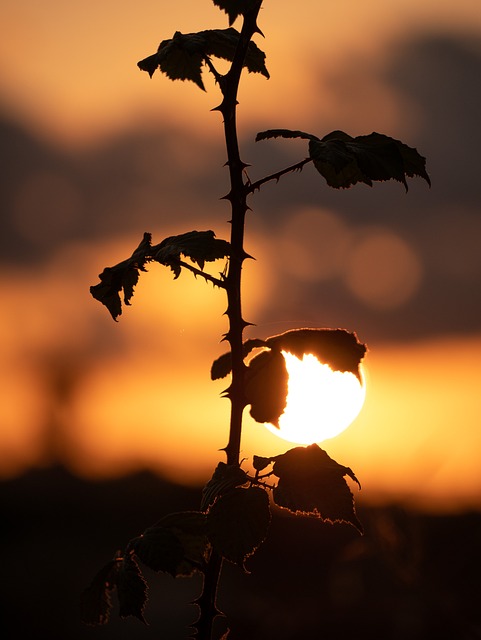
(245, 349, 289, 426)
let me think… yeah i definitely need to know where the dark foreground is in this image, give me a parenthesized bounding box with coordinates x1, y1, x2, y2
(1, 467, 480, 639)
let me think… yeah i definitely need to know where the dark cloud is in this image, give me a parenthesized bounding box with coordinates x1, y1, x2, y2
(0, 119, 228, 264)
(247, 32, 481, 342)
(1, 31, 480, 342)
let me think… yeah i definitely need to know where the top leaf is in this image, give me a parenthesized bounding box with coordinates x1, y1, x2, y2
(138, 28, 269, 90)
(256, 128, 430, 191)
(213, 0, 260, 25)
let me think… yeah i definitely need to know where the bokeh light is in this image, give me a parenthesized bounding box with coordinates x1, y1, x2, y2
(276, 207, 352, 282)
(344, 228, 423, 309)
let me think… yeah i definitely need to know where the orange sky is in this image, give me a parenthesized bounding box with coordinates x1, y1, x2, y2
(1, 0, 481, 512)
(2, 0, 481, 146)
(1, 234, 481, 512)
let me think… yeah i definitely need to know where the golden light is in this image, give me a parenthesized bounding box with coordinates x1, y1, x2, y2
(263, 351, 366, 445)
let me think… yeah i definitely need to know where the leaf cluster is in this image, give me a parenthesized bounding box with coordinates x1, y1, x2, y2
(212, 328, 367, 426)
(80, 553, 147, 625)
(213, 0, 261, 25)
(90, 230, 230, 320)
(81, 466, 271, 626)
(138, 27, 269, 90)
(256, 129, 431, 191)
(82, 442, 362, 626)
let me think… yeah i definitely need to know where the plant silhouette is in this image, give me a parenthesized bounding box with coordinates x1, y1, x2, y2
(83, 2, 430, 638)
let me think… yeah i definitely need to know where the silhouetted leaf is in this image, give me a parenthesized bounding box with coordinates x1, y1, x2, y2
(256, 128, 430, 190)
(242, 329, 366, 426)
(133, 511, 209, 577)
(262, 444, 363, 532)
(310, 131, 430, 190)
(207, 487, 271, 569)
(206, 28, 269, 78)
(201, 462, 248, 510)
(211, 338, 267, 380)
(252, 455, 272, 473)
(116, 554, 148, 623)
(138, 28, 269, 90)
(213, 0, 260, 25)
(80, 559, 118, 625)
(91, 230, 229, 319)
(245, 349, 288, 426)
(153, 230, 230, 278)
(138, 31, 206, 88)
(90, 233, 151, 321)
(255, 129, 315, 142)
(132, 524, 184, 576)
(265, 328, 367, 381)
(159, 512, 210, 575)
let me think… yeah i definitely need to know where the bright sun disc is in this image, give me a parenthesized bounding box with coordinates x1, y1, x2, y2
(263, 351, 365, 445)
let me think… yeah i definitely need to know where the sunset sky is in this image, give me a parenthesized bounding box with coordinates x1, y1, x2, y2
(1, 0, 481, 512)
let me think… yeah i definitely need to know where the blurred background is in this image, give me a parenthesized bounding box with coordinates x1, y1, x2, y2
(1, 0, 481, 638)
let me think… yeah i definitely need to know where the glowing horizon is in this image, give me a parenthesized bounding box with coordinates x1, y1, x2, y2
(1, 238, 480, 513)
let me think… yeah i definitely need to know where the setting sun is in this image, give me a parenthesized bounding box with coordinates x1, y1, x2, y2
(263, 352, 366, 445)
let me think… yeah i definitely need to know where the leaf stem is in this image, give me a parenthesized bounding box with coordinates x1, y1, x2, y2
(176, 259, 226, 288)
(203, 56, 224, 86)
(246, 157, 312, 194)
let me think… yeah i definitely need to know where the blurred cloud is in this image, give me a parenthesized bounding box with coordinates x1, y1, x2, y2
(343, 228, 423, 310)
(11, 169, 83, 247)
(276, 207, 352, 282)
(250, 30, 481, 340)
(271, 208, 423, 310)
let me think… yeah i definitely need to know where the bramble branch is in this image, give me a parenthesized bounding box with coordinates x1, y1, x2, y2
(176, 259, 226, 288)
(246, 157, 312, 194)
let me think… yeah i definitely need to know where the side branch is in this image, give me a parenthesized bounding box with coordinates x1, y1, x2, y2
(203, 55, 224, 86)
(177, 259, 226, 288)
(246, 157, 312, 194)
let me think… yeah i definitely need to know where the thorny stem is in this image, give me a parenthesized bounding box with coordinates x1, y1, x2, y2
(192, 553, 223, 639)
(195, 4, 263, 639)
(221, 2, 263, 469)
